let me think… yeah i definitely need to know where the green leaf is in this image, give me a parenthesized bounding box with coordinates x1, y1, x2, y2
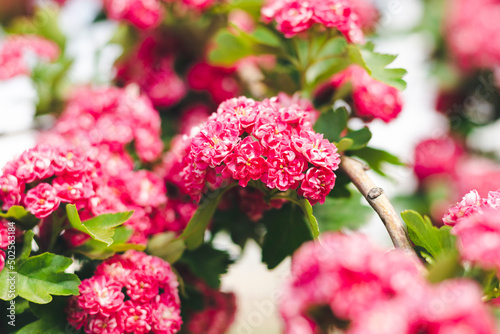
(426, 250, 463, 283)
(342, 127, 372, 151)
(313, 107, 348, 143)
(261, 203, 314, 269)
(147, 232, 186, 264)
(0, 206, 39, 230)
(0, 253, 80, 304)
(208, 29, 253, 65)
(19, 230, 35, 261)
(74, 227, 143, 260)
(66, 204, 133, 246)
(17, 297, 69, 334)
(335, 138, 354, 152)
(180, 187, 233, 250)
(348, 43, 407, 91)
(353, 147, 405, 177)
(297, 198, 320, 239)
(314, 189, 372, 231)
(401, 210, 456, 260)
(178, 243, 232, 289)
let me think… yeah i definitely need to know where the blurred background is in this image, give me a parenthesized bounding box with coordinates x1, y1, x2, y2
(1, 0, 499, 333)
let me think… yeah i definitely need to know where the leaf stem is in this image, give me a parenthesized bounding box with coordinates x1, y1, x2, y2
(339, 156, 414, 254)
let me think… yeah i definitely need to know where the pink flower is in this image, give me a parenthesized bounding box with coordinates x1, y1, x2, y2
(86, 314, 122, 334)
(187, 63, 240, 103)
(103, 0, 164, 29)
(0, 251, 4, 273)
(213, 96, 260, 132)
(14, 146, 55, 183)
(292, 131, 340, 169)
(77, 276, 125, 317)
(141, 69, 186, 108)
(118, 301, 152, 334)
(273, 1, 314, 38)
(24, 183, 60, 219)
(53, 175, 95, 202)
(263, 146, 307, 191)
(191, 121, 240, 169)
(452, 207, 500, 272)
(223, 137, 267, 187)
(125, 272, 159, 303)
(0, 35, 60, 80)
(331, 65, 403, 123)
(298, 167, 336, 204)
(442, 190, 483, 226)
(0, 175, 23, 210)
(413, 137, 463, 180)
(66, 296, 88, 330)
(151, 294, 183, 334)
(0, 224, 9, 249)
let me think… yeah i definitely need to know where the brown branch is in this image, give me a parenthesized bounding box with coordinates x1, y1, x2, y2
(340, 155, 414, 254)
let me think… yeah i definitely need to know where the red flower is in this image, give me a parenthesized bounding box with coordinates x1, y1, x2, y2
(24, 183, 60, 219)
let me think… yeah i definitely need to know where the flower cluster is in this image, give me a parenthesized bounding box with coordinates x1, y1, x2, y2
(0, 145, 99, 219)
(0, 34, 59, 80)
(66, 250, 182, 334)
(103, 0, 165, 29)
(330, 65, 403, 123)
(41, 85, 163, 163)
(164, 94, 339, 205)
(184, 278, 237, 334)
(443, 189, 500, 273)
(116, 35, 186, 108)
(261, 0, 365, 43)
(413, 137, 463, 181)
(445, 0, 500, 70)
(281, 232, 498, 334)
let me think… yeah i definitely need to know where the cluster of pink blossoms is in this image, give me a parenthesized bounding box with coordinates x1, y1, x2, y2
(185, 278, 237, 334)
(116, 35, 187, 108)
(281, 232, 498, 334)
(443, 189, 500, 273)
(0, 145, 100, 219)
(164, 94, 339, 205)
(103, 0, 218, 29)
(330, 65, 403, 123)
(261, 0, 365, 43)
(66, 250, 182, 334)
(445, 0, 500, 71)
(0, 34, 59, 80)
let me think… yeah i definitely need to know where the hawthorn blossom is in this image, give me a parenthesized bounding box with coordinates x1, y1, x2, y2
(103, 0, 164, 29)
(187, 62, 241, 104)
(413, 137, 463, 181)
(223, 137, 267, 187)
(0, 35, 59, 80)
(330, 65, 403, 123)
(67, 250, 182, 334)
(298, 167, 336, 204)
(261, 0, 365, 43)
(24, 183, 61, 219)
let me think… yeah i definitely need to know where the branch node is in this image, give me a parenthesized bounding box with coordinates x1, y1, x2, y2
(367, 187, 384, 200)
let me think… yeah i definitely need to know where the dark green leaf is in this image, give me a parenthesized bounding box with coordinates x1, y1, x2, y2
(0, 206, 39, 230)
(353, 147, 405, 177)
(314, 107, 348, 143)
(147, 232, 186, 264)
(180, 187, 231, 250)
(17, 297, 69, 334)
(178, 244, 232, 289)
(261, 203, 314, 269)
(0, 253, 80, 304)
(314, 189, 372, 231)
(66, 204, 133, 246)
(19, 230, 35, 261)
(401, 210, 456, 259)
(342, 127, 372, 151)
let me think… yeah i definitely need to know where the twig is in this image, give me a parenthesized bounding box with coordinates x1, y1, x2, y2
(340, 156, 414, 254)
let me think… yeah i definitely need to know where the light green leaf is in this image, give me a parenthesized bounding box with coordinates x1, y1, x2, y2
(66, 204, 133, 246)
(353, 146, 405, 177)
(348, 43, 407, 91)
(342, 127, 372, 151)
(147, 232, 186, 264)
(0, 206, 39, 230)
(401, 210, 456, 259)
(297, 198, 320, 239)
(180, 187, 232, 250)
(0, 253, 80, 304)
(426, 250, 463, 283)
(74, 227, 143, 260)
(19, 230, 35, 261)
(209, 29, 253, 65)
(335, 138, 354, 152)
